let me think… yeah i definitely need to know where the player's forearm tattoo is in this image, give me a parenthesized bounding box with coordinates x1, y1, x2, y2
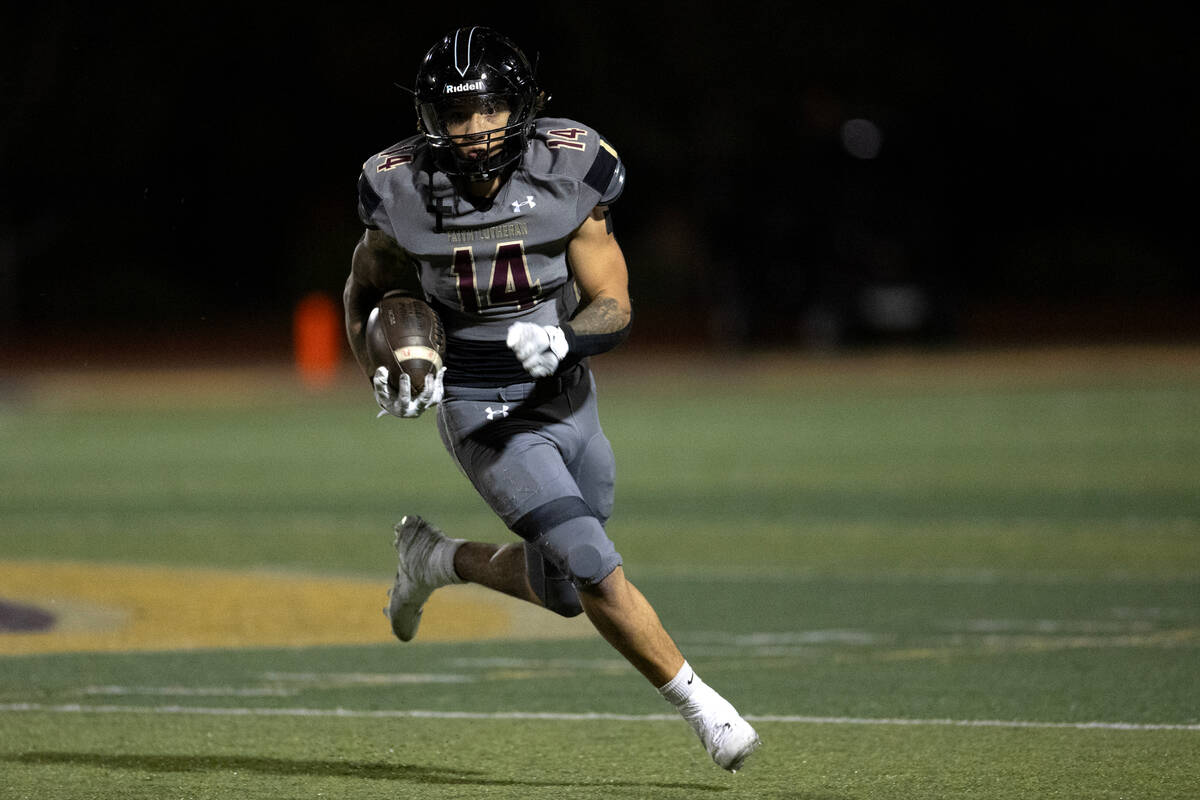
(569, 296, 628, 336)
(562, 295, 631, 358)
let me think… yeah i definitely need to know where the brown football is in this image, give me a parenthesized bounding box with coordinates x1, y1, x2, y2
(365, 294, 447, 395)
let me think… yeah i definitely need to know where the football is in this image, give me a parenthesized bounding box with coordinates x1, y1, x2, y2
(365, 293, 447, 395)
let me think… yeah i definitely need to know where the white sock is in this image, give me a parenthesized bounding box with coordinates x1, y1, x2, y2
(431, 537, 467, 586)
(658, 661, 741, 731)
(400, 517, 466, 587)
(658, 660, 701, 706)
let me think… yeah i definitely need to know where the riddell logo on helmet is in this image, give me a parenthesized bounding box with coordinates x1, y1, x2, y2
(444, 81, 484, 93)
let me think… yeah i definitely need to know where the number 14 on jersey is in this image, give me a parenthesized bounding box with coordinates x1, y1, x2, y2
(452, 241, 541, 312)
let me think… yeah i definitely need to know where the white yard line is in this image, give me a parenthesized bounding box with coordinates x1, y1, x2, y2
(82, 686, 297, 697)
(1, 703, 1196, 731)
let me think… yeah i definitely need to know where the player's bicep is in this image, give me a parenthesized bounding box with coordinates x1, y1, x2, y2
(567, 208, 630, 320)
(353, 229, 420, 291)
(347, 229, 419, 332)
(347, 231, 388, 312)
(359, 227, 405, 267)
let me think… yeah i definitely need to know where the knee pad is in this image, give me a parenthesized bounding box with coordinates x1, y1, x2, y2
(512, 496, 623, 587)
(524, 544, 583, 618)
(534, 515, 622, 588)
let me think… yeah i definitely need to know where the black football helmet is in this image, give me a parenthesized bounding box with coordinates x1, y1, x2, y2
(414, 27, 542, 182)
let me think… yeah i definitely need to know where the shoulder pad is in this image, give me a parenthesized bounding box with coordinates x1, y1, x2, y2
(361, 134, 425, 177)
(531, 118, 625, 205)
(358, 135, 428, 229)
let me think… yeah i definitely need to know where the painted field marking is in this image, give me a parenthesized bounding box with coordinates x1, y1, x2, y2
(261, 672, 474, 685)
(74, 675, 476, 698)
(0, 561, 591, 655)
(675, 626, 1200, 660)
(82, 686, 297, 697)
(1, 703, 1197, 732)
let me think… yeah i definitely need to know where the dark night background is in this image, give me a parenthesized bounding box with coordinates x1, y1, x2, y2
(2, 3, 1195, 365)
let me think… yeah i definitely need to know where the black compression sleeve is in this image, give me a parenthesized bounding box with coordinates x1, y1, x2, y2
(562, 318, 632, 358)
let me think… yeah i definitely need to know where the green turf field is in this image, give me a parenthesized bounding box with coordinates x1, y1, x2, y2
(2, 347, 1198, 798)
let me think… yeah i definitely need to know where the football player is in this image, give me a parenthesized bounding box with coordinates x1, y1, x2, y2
(344, 26, 760, 772)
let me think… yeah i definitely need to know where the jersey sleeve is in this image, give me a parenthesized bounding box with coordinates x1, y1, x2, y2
(534, 120, 627, 224)
(357, 171, 387, 230)
(356, 137, 422, 231)
(584, 137, 625, 206)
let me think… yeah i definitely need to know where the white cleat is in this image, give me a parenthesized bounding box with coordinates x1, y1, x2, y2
(384, 515, 457, 642)
(702, 714, 761, 772)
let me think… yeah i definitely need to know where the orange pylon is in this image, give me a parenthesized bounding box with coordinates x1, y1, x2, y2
(293, 292, 341, 389)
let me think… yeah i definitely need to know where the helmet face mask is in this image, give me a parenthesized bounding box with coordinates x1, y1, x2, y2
(417, 93, 528, 178)
(414, 27, 541, 182)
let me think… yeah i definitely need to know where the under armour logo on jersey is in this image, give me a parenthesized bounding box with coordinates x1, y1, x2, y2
(485, 405, 510, 420)
(511, 196, 536, 213)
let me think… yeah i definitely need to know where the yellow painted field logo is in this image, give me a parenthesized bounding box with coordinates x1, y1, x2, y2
(0, 561, 590, 655)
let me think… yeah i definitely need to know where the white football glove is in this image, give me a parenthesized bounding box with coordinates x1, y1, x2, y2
(506, 322, 569, 378)
(373, 365, 445, 419)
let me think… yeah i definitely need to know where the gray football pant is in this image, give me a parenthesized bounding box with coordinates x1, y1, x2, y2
(436, 366, 622, 612)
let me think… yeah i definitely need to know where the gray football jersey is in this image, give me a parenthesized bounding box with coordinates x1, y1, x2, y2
(358, 118, 625, 385)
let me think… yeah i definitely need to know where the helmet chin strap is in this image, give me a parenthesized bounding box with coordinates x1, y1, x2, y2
(455, 154, 515, 195)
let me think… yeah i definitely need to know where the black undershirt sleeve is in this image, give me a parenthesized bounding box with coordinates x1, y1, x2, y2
(561, 317, 632, 365)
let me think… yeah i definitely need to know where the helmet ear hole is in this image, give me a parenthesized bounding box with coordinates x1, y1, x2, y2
(413, 26, 541, 181)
